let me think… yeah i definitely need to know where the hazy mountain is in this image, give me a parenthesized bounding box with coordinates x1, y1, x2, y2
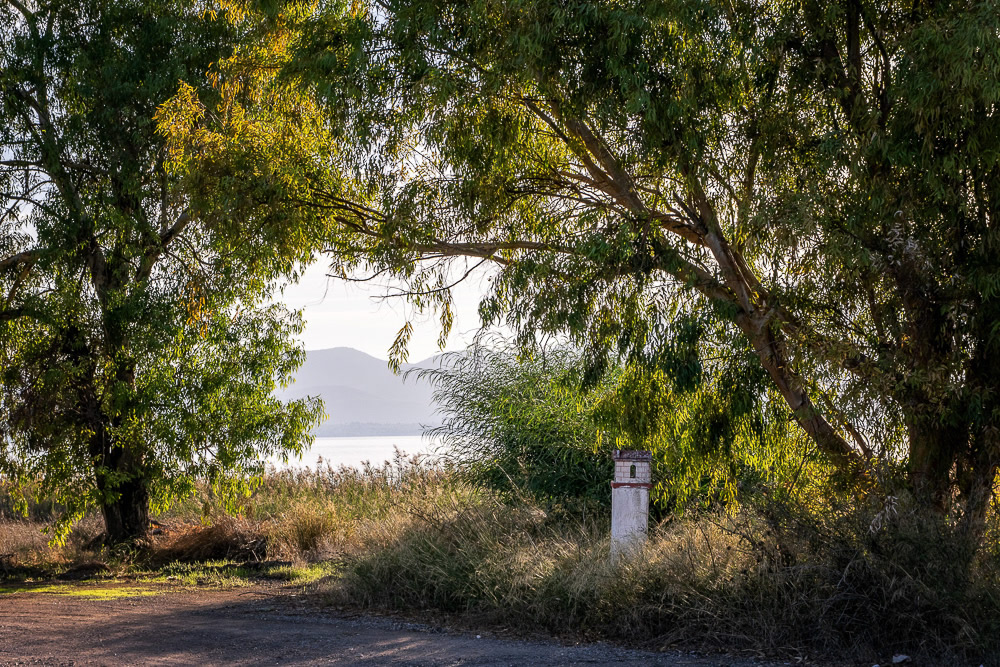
(276, 347, 449, 437)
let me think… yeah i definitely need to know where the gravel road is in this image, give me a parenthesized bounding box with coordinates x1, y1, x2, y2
(0, 583, 782, 666)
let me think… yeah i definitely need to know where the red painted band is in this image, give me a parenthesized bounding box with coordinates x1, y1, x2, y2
(610, 482, 651, 489)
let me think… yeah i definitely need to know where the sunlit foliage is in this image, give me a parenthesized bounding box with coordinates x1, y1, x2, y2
(0, 0, 324, 542)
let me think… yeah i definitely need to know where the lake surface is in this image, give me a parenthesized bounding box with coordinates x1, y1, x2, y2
(269, 435, 443, 470)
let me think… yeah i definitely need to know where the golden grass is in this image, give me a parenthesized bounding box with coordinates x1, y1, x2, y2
(0, 515, 104, 575)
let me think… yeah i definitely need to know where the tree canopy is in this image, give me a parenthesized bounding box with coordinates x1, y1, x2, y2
(0, 0, 324, 542)
(165, 0, 1000, 542)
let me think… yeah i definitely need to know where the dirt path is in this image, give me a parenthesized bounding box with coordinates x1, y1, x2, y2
(0, 582, 779, 666)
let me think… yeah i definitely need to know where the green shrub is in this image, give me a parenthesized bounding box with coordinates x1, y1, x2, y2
(418, 344, 615, 511)
(420, 339, 824, 518)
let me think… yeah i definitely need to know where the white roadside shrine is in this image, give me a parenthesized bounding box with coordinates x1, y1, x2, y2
(610, 450, 652, 559)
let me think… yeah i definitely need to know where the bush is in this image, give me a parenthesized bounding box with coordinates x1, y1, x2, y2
(153, 515, 267, 563)
(419, 339, 824, 519)
(417, 344, 615, 512)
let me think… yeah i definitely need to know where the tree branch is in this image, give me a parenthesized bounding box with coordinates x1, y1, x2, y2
(0, 250, 40, 273)
(137, 209, 193, 282)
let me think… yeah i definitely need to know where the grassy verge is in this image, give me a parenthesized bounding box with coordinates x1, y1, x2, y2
(3, 455, 1000, 665)
(314, 479, 1000, 664)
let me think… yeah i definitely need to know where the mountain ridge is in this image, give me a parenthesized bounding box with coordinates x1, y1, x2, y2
(276, 346, 450, 436)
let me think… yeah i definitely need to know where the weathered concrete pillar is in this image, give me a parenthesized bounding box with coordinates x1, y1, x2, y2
(611, 450, 651, 559)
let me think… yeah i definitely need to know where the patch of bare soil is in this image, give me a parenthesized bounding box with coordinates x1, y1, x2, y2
(0, 582, 785, 666)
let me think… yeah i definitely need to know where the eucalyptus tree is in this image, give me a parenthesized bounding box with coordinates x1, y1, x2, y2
(163, 0, 1000, 543)
(0, 0, 324, 543)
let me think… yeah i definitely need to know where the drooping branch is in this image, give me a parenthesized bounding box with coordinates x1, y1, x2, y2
(554, 113, 707, 246)
(518, 102, 860, 464)
(0, 249, 40, 273)
(449, 98, 866, 469)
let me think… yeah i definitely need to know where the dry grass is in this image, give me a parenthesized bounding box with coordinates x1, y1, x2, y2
(0, 451, 450, 573)
(305, 467, 1000, 665)
(150, 516, 267, 564)
(4, 458, 1000, 664)
(331, 503, 1000, 662)
(0, 515, 105, 576)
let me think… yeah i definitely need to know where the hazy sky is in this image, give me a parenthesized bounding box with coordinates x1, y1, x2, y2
(275, 258, 495, 361)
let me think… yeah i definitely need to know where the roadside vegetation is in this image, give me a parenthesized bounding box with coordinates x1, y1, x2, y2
(5, 455, 1000, 664)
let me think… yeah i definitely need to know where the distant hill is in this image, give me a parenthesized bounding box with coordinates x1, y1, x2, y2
(276, 347, 450, 437)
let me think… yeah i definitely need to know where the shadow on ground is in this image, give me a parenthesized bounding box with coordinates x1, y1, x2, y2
(0, 584, 770, 666)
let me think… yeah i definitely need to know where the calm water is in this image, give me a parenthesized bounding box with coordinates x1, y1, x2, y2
(269, 435, 443, 470)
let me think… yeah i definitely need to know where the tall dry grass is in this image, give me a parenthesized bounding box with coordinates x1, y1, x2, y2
(298, 457, 1000, 664)
(4, 454, 1000, 664)
(0, 482, 106, 575)
(0, 450, 452, 572)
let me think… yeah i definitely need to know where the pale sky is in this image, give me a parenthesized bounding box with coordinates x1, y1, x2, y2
(274, 258, 496, 362)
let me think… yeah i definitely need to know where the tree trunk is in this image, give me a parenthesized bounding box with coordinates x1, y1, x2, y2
(89, 421, 151, 544)
(956, 465, 995, 552)
(907, 421, 997, 563)
(99, 471, 151, 544)
(906, 422, 957, 514)
(91, 299, 149, 543)
(954, 432, 999, 552)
